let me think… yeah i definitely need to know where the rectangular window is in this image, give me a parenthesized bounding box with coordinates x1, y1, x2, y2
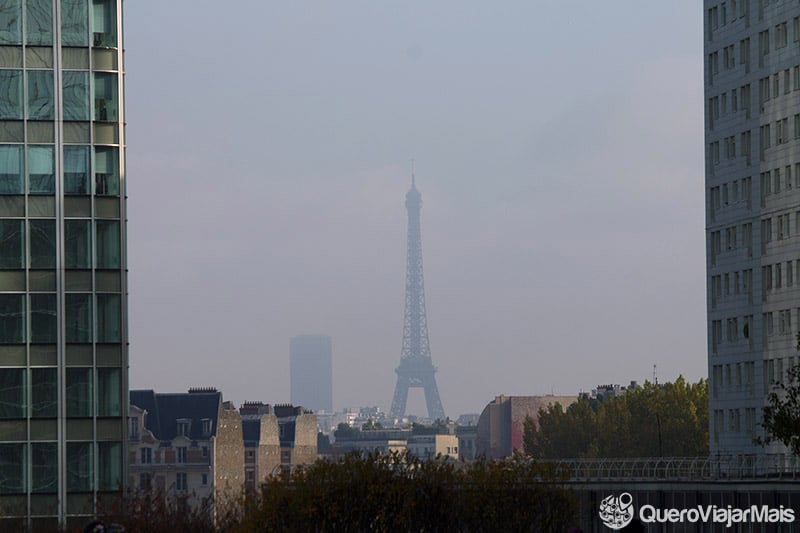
(62, 71, 89, 121)
(0, 219, 23, 268)
(0, 444, 25, 494)
(29, 219, 55, 268)
(96, 293, 120, 342)
(776, 21, 788, 49)
(61, 0, 88, 46)
(31, 367, 56, 417)
(26, 70, 53, 120)
(0, 0, 22, 45)
(92, 72, 117, 121)
(0, 368, 24, 418)
(94, 146, 119, 195)
(91, 0, 117, 47)
(177, 447, 187, 464)
(65, 293, 92, 342)
(0, 144, 24, 194)
(0, 294, 24, 344)
(97, 367, 121, 416)
(141, 447, 151, 464)
(27, 145, 54, 194)
(66, 367, 92, 417)
(67, 442, 92, 492)
(0, 70, 22, 120)
(98, 441, 121, 491)
(65, 219, 91, 269)
(64, 145, 90, 194)
(25, 0, 52, 45)
(30, 293, 56, 343)
(31, 442, 57, 493)
(176, 472, 187, 491)
(201, 473, 208, 485)
(96, 220, 120, 268)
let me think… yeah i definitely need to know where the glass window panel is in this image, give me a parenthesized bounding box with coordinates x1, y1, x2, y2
(27, 145, 54, 194)
(0, 293, 24, 344)
(91, 0, 115, 47)
(0, 70, 22, 119)
(0, 367, 24, 418)
(0, 219, 23, 268)
(62, 71, 88, 121)
(94, 146, 118, 195)
(0, 0, 21, 45)
(65, 219, 90, 268)
(95, 220, 119, 268)
(31, 367, 56, 417)
(25, 0, 51, 45)
(66, 367, 92, 417)
(27, 70, 53, 120)
(0, 443, 25, 494)
(29, 219, 55, 268)
(30, 293, 56, 343)
(97, 367, 120, 416)
(66, 441, 92, 491)
(97, 441, 121, 491)
(0, 144, 23, 194)
(31, 442, 57, 492)
(61, 0, 87, 46)
(92, 72, 117, 121)
(64, 145, 89, 194)
(65, 293, 91, 343)
(96, 293, 119, 343)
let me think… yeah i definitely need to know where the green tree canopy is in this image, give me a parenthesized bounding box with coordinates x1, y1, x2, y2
(524, 377, 708, 459)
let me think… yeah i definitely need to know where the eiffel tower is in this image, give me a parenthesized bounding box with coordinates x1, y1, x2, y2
(389, 169, 446, 421)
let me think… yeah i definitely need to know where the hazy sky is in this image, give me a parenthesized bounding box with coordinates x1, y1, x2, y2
(125, 2, 705, 417)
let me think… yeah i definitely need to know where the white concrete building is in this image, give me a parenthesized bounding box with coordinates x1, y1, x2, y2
(704, 0, 800, 462)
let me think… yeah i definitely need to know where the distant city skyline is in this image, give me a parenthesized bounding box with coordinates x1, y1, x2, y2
(125, 2, 705, 416)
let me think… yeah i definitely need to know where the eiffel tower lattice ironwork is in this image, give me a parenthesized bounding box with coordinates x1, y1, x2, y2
(389, 170, 446, 421)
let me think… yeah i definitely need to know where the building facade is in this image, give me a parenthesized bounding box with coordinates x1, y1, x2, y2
(289, 334, 333, 413)
(128, 389, 244, 516)
(239, 401, 280, 492)
(704, 1, 800, 459)
(476, 395, 576, 460)
(0, 0, 127, 528)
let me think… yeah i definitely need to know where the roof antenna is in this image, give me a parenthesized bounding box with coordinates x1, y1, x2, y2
(410, 158, 415, 187)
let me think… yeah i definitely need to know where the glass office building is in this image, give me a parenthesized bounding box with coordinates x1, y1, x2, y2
(0, 0, 126, 528)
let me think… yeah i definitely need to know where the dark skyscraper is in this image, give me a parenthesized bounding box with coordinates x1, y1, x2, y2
(290, 335, 333, 413)
(389, 172, 445, 421)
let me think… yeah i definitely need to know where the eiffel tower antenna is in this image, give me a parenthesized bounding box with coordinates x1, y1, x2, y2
(389, 166, 445, 421)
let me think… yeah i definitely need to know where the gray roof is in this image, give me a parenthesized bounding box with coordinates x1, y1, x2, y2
(130, 389, 221, 441)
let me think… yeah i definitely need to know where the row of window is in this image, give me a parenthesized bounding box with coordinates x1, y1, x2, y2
(0, 70, 118, 122)
(708, 84, 751, 130)
(0, 0, 117, 48)
(707, 0, 750, 34)
(138, 445, 209, 465)
(0, 292, 121, 344)
(712, 308, 800, 350)
(709, 177, 753, 212)
(0, 366, 121, 418)
(712, 408, 757, 441)
(710, 269, 754, 303)
(709, 117, 800, 166)
(0, 144, 120, 196)
(0, 218, 120, 269)
(138, 471, 208, 492)
(711, 361, 757, 393)
(0, 440, 121, 495)
(710, 212, 800, 259)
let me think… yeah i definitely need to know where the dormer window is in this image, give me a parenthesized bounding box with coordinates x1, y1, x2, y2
(201, 418, 212, 436)
(177, 418, 191, 437)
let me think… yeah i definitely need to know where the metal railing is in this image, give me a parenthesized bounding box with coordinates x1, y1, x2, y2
(544, 455, 800, 482)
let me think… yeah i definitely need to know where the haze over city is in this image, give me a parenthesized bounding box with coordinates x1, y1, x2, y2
(126, 1, 706, 416)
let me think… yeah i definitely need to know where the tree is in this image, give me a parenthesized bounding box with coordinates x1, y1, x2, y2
(524, 377, 709, 459)
(759, 364, 800, 455)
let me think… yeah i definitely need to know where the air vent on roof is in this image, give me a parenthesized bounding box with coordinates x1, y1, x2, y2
(188, 387, 217, 393)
